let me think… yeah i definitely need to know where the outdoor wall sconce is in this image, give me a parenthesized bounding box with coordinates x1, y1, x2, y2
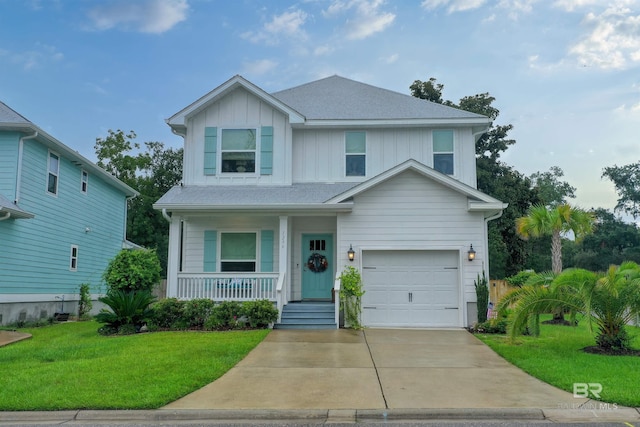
(467, 244, 476, 261)
(347, 245, 355, 262)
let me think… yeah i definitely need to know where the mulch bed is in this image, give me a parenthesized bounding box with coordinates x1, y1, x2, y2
(582, 346, 640, 356)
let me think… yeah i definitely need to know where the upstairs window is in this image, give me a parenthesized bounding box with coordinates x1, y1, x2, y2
(221, 129, 256, 173)
(433, 130, 454, 175)
(345, 131, 366, 177)
(81, 170, 88, 193)
(220, 232, 256, 272)
(47, 151, 60, 195)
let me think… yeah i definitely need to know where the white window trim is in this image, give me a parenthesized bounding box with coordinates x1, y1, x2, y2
(70, 245, 79, 271)
(219, 127, 260, 175)
(432, 129, 456, 176)
(219, 230, 259, 271)
(81, 170, 88, 194)
(47, 150, 60, 196)
(345, 130, 366, 178)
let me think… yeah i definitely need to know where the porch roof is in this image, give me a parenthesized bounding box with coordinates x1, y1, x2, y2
(154, 182, 359, 212)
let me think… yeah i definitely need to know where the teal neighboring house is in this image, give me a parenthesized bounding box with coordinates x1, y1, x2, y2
(0, 101, 138, 325)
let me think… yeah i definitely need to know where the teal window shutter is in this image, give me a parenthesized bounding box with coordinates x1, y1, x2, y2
(260, 230, 274, 272)
(260, 126, 273, 175)
(204, 230, 217, 272)
(204, 127, 217, 175)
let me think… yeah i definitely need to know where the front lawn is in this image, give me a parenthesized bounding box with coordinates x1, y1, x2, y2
(476, 317, 640, 407)
(0, 321, 269, 410)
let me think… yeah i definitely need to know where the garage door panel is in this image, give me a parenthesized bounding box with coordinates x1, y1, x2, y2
(361, 250, 460, 328)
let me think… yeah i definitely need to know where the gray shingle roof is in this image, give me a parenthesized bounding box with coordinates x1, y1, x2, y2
(271, 75, 487, 121)
(0, 193, 34, 219)
(0, 101, 31, 125)
(154, 183, 359, 208)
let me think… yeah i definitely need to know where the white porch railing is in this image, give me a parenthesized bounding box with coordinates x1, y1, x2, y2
(334, 272, 341, 328)
(176, 273, 279, 301)
(275, 272, 286, 323)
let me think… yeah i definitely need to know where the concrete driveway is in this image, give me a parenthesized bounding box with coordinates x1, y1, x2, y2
(164, 328, 588, 411)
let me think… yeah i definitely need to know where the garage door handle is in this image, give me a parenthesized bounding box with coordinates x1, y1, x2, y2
(445, 307, 458, 310)
(363, 306, 377, 309)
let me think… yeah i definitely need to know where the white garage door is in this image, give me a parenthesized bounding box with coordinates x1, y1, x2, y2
(361, 250, 460, 327)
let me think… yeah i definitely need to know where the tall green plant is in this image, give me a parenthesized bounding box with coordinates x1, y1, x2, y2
(339, 266, 365, 329)
(78, 283, 93, 320)
(475, 272, 489, 323)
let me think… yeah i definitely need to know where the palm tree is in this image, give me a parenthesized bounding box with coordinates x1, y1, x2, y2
(516, 204, 595, 274)
(501, 263, 640, 352)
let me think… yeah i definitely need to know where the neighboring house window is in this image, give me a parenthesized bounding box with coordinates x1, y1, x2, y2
(433, 130, 454, 175)
(221, 129, 256, 173)
(81, 170, 88, 193)
(345, 131, 366, 177)
(70, 245, 78, 271)
(47, 151, 60, 195)
(220, 232, 256, 272)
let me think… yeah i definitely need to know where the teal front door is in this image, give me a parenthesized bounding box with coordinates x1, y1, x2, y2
(302, 234, 334, 300)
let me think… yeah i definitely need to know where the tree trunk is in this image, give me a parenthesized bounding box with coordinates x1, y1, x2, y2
(551, 230, 562, 274)
(551, 230, 564, 321)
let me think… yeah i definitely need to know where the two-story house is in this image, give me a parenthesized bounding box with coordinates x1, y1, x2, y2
(154, 75, 506, 329)
(0, 101, 138, 325)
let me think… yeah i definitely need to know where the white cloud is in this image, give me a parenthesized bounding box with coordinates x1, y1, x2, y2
(242, 59, 278, 76)
(569, 4, 640, 69)
(314, 45, 335, 56)
(553, 0, 600, 12)
(242, 9, 308, 45)
(324, 0, 395, 40)
(421, 0, 486, 13)
(381, 53, 399, 63)
(0, 43, 63, 70)
(87, 0, 188, 34)
(496, 0, 537, 20)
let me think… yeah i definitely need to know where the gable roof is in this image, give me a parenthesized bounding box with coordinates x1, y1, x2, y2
(326, 159, 507, 213)
(271, 75, 491, 128)
(0, 101, 138, 198)
(166, 75, 305, 135)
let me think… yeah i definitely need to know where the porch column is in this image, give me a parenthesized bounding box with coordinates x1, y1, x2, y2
(279, 215, 289, 300)
(166, 214, 181, 298)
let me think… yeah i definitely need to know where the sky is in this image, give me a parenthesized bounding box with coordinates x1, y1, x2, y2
(1, 0, 639, 217)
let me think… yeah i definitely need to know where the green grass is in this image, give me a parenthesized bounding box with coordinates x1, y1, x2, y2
(0, 321, 269, 410)
(476, 317, 640, 407)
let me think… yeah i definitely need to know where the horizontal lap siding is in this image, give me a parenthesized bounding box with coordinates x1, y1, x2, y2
(338, 170, 486, 304)
(182, 216, 279, 273)
(0, 140, 128, 295)
(0, 132, 19, 197)
(184, 88, 290, 185)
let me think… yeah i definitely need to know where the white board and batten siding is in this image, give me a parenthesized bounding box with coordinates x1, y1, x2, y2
(292, 128, 477, 188)
(337, 169, 486, 327)
(183, 87, 292, 186)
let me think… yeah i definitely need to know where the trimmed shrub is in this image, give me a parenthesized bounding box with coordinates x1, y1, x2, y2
(150, 298, 185, 329)
(78, 283, 93, 320)
(242, 300, 278, 328)
(475, 272, 489, 323)
(204, 301, 243, 330)
(183, 299, 216, 329)
(103, 249, 161, 293)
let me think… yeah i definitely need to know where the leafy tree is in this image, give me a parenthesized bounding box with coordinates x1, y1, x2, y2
(516, 204, 595, 274)
(603, 162, 640, 218)
(410, 78, 537, 278)
(530, 166, 576, 207)
(95, 130, 183, 274)
(103, 249, 162, 294)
